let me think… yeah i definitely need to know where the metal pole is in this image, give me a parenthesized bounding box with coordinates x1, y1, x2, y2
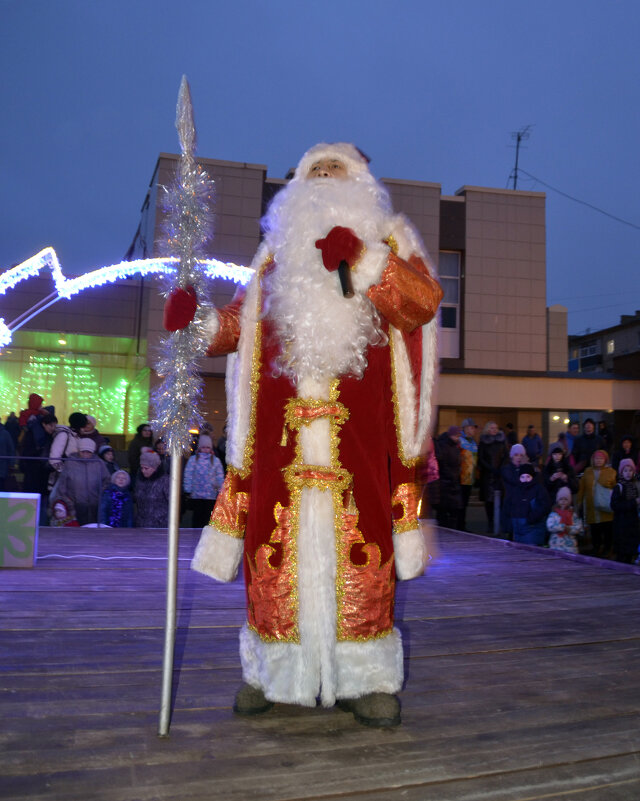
(158, 443, 182, 737)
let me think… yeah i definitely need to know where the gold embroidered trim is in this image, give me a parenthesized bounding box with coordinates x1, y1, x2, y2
(389, 328, 420, 469)
(385, 234, 399, 255)
(336, 506, 394, 641)
(247, 501, 299, 642)
(210, 467, 250, 539)
(391, 482, 421, 535)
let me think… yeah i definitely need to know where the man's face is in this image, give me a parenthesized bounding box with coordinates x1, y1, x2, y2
(528, 426, 536, 436)
(584, 421, 595, 435)
(570, 424, 580, 437)
(307, 158, 348, 180)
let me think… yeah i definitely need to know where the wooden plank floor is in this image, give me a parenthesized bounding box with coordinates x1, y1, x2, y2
(1, 526, 640, 801)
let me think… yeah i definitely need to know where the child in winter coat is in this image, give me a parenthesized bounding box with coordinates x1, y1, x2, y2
(546, 486, 583, 554)
(100, 470, 134, 528)
(98, 444, 120, 475)
(183, 434, 224, 528)
(48, 496, 80, 527)
(508, 463, 551, 546)
(610, 458, 640, 564)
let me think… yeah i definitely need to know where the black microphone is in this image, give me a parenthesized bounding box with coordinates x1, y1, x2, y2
(338, 260, 354, 298)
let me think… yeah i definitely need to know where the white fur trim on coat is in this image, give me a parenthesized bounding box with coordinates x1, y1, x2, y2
(393, 523, 432, 580)
(191, 524, 244, 583)
(350, 240, 394, 294)
(239, 624, 404, 706)
(225, 245, 268, 473)
(203, 310, 220, 342)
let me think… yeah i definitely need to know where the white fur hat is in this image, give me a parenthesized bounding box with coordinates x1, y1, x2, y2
(293, 143, 371, 182)
(78, 438, 96, 453)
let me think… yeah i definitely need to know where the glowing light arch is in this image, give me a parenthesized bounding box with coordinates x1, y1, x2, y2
(0, 246, 254, 347)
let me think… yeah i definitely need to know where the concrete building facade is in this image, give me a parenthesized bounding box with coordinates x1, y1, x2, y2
(2, 151, 639, 448)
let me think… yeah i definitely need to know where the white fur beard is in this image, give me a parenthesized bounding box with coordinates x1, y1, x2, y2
(262, 177, 391, 383)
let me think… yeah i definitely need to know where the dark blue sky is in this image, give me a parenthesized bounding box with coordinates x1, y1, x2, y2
(2, 0, 639, 335)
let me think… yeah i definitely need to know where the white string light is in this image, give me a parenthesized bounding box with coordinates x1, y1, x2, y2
(0, 247, 254, 347)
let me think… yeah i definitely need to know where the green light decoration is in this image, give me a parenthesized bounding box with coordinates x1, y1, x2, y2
(0, 351, 149, 435)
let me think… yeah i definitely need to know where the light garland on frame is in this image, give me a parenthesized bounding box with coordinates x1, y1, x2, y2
(0, 248, 254, 348)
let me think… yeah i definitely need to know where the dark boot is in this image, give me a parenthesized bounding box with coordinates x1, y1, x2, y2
(337, 692, 401, 728)
(233, 683, 274, 716)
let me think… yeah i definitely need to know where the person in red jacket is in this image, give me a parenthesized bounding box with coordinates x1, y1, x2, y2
(165, 143, 443, 727)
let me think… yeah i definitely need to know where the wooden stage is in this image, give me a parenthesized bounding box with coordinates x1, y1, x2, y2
(2, 526, 640, 801)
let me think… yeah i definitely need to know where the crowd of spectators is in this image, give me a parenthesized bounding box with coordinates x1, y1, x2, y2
(427, 417, 640, 565)
(1, 394, 227, 529)
(2, 395, 639, 561)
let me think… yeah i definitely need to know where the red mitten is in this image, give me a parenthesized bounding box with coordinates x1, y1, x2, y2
(163, 285, 197, 331)
(315, 226, 363, 272)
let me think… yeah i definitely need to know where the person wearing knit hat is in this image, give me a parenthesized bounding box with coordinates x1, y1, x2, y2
(546, 485, 583, 553)
(47, 495, 80, 527)
(506, 462, 550, 546)
(77, 438, 97, 455)
(53, 436, 111, 525)
(542, 442, 578, 501)
(127, 423, 154, 488)
(576, 450, 617, 557)
(610, 458, 640, 563)
(164, 141, 444, 726)
(183, 434, 224, 529)
(509, 443, 526, 459)
(139, 449, 161, 470)
(98, 443, 120, 475)
(99, 469, 134, 528)
(81, 414, 107, 450)
(500, 443, 530, 539)
(48, 413, 88, 479)
(134, 448, 170, 528)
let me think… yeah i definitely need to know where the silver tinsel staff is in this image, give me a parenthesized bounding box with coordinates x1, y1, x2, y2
(153, 75, 215, 737)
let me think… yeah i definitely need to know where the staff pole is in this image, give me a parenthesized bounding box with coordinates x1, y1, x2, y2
(158, 443, 183, 736)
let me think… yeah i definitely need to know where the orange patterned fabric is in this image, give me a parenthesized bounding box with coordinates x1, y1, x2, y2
(337, 508, 394, 639)
(367, 252, 443, 333)
(210, 470, 250, 539)
(391, 482, 421, 534)
(247, 503, 299, 641)
(206, 287, 247, 356)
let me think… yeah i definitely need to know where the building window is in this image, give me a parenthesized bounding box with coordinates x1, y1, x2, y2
(438, 251, 461, 358)
(606, 339, 615, 354)
(579, 341, 600, 358)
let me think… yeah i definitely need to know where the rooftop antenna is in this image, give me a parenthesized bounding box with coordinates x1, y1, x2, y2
(510, 125, 533, 190)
